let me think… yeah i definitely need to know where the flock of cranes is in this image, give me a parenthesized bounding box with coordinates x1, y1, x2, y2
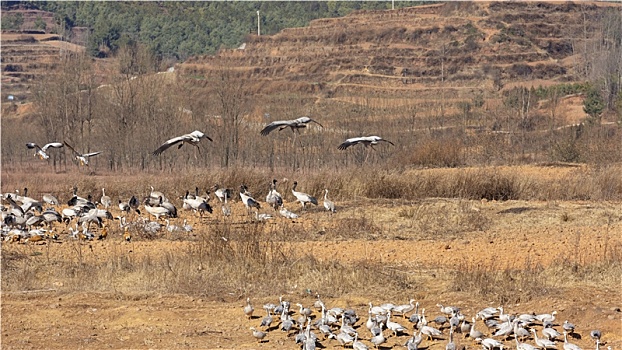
(243, 296, 608, 350)
(25, 115, 394, 164)
(1, 178, 337, 243)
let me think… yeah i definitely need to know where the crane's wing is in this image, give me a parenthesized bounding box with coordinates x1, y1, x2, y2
(63, 141, 81, 157)
(26, 143, 42, 151)
(295, 116, 324, 128)
(152, 135, 185, 155)
(83, 151, 102, 158)
(337, 138, 361, 150)
(42, 142, 64, 151)
(260, 120, 291, 136)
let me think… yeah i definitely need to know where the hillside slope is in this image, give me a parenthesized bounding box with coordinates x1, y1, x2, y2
(180, 1, 620, 116)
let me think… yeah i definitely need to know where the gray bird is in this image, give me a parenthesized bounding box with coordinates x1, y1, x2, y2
(260, 116, 323, 136)
(152, 130, 212, 156)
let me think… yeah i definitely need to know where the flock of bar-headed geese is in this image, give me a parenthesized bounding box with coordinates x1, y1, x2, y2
(25, 116, 395, 165)
(1, 175, 335, 243)
(243, 296, 609, 350)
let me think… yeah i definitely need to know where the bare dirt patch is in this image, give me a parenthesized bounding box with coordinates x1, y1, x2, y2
(2, 192, 621, 349)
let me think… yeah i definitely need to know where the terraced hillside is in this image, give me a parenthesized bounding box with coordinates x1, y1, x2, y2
(181, 2, 620, 114)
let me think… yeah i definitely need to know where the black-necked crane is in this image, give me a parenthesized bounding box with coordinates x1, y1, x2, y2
(266, 179, 283, 210)
(239, 185, 260, 215)
(292, 181, 317, 209)
(63, 141, 101, 166)
(26, 142, 63, 160)
(260, 116, 323, 136)
(338, 136, 395, 150)
(152, 130, 212, 156)
(212, 185, 232, 203)
(261, 116, 323, 146)
(337, 136, 395, 162)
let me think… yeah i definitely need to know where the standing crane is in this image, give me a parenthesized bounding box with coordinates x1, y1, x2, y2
(292, 181, 317, 210)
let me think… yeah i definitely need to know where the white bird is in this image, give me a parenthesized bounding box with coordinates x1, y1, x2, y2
(265, 179, 283, 210)
(63, 141, 101, 166)
(239, 185, 260, 215)
(100, 188, 111, 209)
(260, 116, 323, 136)
(535, 311, 557, 324)
(532, 328, 557, 349)
(323, 189, 336, 214)
(152, 130, 212, 156)
(393, 299, 416, 318)
(386, 310, 407, 337)
(292, 181, 317, 209)
(26, 142, 63, 160)
(421, 325, 442, 341)
(255, 211, 273, 222)
(482, 338, 504, 350)
(542, 325, 561, 341)
(42, 194, 59, 205)
(563, 332, 582, 350)
(337, 135, 395, 150)
(243, 297, 254, 319)
(279, 206, 299, 219)
(515, 333, 538, 350)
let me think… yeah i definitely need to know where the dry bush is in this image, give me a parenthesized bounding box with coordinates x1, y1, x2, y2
(452, 258, 552, 305)
(1, 222, 418, 300)
(399, 200, 489, 238)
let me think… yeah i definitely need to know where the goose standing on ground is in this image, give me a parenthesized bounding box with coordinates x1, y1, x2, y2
(562, 320, 576, 334)
(243, 297, 254, 320)
(468, 317, 484, 341)
(535, 311, 558, 324)
(542, 324, 561, 341)
(482, 338, 504, 350)
(590, 330, 601, 343)
(515, 333, 538, 350)
(532, 328, 557, 349)
(63, 141, 101, 166)
(386, 310, 407, 337)
(100, 188, 111, 209)
(563, 332, 582, 350)
(152, 130, 213, 156)
(421, 325, 442, 341)
(393, 299, 416, 318)
(249, 327, 267, 343)
(265, 179, 283, 210)
(260, 116, 323, 136)
(292, 181, 317, 209)
(323, 189, 336, 214)
(26, 142, 63, 160)
(446, 327, 456, 350)
(337, 135, 395, 150)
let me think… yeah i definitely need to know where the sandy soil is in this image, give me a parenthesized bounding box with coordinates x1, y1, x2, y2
(2, 197, 621, 350)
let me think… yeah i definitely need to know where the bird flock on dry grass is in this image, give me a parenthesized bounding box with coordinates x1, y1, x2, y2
(0, 177, 336, 243)
(25, 115, 395, 165)
(242, 296, 609, 350)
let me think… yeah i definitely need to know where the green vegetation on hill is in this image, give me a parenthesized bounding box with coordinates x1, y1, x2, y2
(4, 1, 425, 59)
